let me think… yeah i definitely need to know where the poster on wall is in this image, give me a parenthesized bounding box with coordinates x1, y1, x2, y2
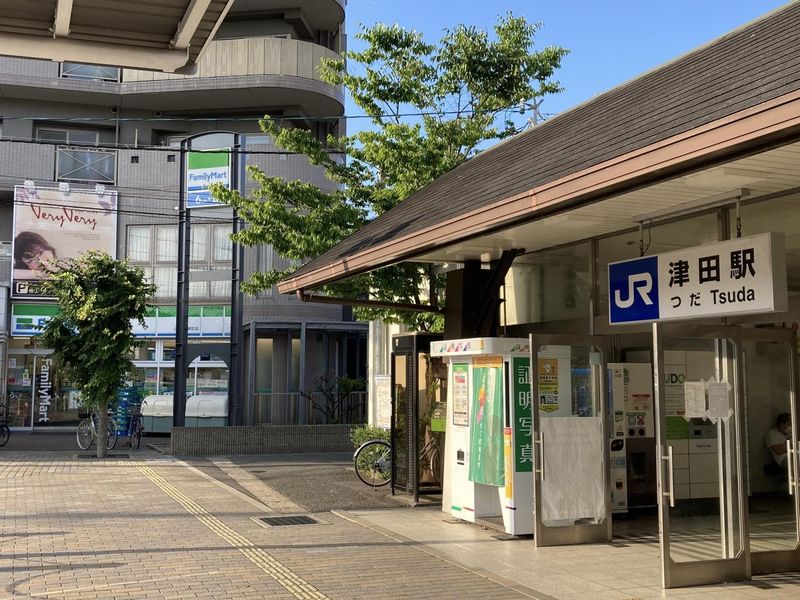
(12, 185, 118, 298)
(452, 363, 469, 426)
(374, 375, 392, 429)
(538, 358, 559, 413)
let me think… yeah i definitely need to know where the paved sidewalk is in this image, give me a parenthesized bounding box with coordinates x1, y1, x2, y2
(0, 451, 529, 599)
(3, 447, 800, 599)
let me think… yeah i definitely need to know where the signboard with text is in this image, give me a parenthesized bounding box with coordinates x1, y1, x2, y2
(12, 186, 118, 298)
(609, 232, 787, 324)
(187, 150, 230, 207)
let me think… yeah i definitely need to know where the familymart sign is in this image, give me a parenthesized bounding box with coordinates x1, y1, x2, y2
(187, 150, 230, 207)
(609, 232, 788, 324)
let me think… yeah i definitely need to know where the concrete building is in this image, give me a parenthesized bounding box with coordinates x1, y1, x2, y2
(0, 0, 367, 431)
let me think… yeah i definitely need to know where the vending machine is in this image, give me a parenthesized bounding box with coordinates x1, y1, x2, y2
(607, 363, 655, 512)
(432, 338, 533, 536)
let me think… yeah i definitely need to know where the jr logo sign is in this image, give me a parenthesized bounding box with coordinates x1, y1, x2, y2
(609, 256, 660, 323)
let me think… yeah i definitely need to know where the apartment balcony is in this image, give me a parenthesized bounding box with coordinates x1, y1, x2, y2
(120, 36, 343, 114)
(0, 140, 117, 190)
(0, 36, 343, 117)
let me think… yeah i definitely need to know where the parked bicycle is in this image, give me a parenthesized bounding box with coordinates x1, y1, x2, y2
(76, 411, 118, 451)
(0, 405, 11, 447)
(126, 401, 146, 449)
(353, 431, 442, 488)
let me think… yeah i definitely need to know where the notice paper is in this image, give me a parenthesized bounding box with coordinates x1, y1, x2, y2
(684, 381, 706, 418)
(707, 382, 732, 419)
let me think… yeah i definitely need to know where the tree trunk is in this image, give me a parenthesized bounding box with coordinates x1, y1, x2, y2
(97, 401, 109, 458)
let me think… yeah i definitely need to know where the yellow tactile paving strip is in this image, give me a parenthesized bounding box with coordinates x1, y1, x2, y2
(138, 465, 330, 600)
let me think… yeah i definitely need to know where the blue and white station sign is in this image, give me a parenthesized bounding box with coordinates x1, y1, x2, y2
(609, 232, 787, 325)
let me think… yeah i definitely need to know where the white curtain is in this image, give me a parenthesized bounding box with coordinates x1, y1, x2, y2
(153, 266, 177, 298)
(191, 225, 208, 262)
(127, 226, 151, 262)
(155, 226, 178, 262)
(212, 225, 232, 262)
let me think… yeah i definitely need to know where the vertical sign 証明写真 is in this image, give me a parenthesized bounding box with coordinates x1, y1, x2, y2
(608, 232, 787, 324)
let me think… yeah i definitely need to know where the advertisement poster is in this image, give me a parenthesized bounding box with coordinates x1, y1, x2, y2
(12, 185, 117, 298)
(538, 358, 559, 413)
(452, 363, 469, 426)
(469, 356, 504, 486)
(374, 375, 392, 429)
(504, 428, 513, 499)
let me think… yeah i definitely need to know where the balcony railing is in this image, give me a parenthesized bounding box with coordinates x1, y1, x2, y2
(56, 146, 117, 184)
(123, 36, 340, 83)
(254, 391, 367, 425)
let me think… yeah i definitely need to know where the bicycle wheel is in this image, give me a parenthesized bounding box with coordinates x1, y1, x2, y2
(130, 423, 141, 449)
(76, 420, 92, 450)
(354, 440, 392, 487)
(106, 421, 118, 450)
(0, 423, 10, 447)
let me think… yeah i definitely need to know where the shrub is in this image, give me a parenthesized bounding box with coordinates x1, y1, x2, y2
(350, 424, 389, 448)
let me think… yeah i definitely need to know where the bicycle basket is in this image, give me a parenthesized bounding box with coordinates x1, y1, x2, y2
(77, 410, 92, 419)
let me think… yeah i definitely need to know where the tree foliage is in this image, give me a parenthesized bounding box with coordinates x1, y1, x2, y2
(213, 14, 567, 331)
(38, 251, 155, 457)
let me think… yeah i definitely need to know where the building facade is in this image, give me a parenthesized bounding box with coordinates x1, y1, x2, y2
(0, 0, 367, 431)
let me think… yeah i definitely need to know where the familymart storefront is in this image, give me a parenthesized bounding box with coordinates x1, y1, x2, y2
(7, 303, 231, 430)
(274, 5, 800, 588)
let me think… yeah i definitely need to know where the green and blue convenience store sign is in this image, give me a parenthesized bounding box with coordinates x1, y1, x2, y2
(12, 304, 231, 337)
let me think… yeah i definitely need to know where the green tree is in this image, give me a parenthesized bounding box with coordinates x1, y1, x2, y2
(214, 14, 567, 331)
(38, 251, 155, 457)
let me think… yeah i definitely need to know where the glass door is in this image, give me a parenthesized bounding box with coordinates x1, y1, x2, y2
(7, 353, 36, 430)
(739, 327, 800, 575)
(653, 324, 748, 588)
(529, 334, 611, 546)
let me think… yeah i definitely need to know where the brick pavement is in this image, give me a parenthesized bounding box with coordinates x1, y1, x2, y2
(0, 451, 535, 600)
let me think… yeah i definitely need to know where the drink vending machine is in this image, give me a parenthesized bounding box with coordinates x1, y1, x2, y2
(432, 338, 533, 536)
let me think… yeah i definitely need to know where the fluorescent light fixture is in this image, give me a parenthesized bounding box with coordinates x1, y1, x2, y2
(59, 182, 70, 195)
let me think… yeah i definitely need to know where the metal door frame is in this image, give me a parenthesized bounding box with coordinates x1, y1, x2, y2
(529, 333, 612, 546)
(737, 326, 800, 575)
(653, 323, 749, 588)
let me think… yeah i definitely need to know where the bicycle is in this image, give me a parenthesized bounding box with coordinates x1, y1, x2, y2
(76, 411, 118, 451)
(353, 438, 392, 487)
(0, 405, 11, 447)
(126, 401, 146, 449)
(353, 431, 442, 488)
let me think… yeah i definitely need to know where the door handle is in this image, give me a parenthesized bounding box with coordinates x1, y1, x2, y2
(661, 445, 675, 508)
(535, 431, 545, 481)
(787, 439, 795, 496)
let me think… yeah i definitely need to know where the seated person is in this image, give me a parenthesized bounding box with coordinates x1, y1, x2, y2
(765, 412, 791, 469)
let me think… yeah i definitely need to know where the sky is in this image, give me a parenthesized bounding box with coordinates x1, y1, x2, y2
(343, 0, 790, 128)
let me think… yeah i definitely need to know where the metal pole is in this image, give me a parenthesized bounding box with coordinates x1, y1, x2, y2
(173, 142, 189, 428)
(228, 136, 245, 425)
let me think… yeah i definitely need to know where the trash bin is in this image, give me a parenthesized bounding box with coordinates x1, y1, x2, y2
(185, 394, 228, 427)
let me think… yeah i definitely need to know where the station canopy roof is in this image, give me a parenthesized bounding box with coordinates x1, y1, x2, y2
(0, 0, 234, 73)
(278, 2, 800, 295)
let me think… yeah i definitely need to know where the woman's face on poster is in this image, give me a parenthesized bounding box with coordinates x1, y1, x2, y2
(22, 244, 55, 271)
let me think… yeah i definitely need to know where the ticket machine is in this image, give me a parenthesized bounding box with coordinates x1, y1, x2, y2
(432, 338, 533, 536)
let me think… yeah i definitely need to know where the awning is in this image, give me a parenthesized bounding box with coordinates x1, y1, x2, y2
(0, 0, 235, 73)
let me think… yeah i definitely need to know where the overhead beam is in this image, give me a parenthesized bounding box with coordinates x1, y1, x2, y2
(0, 32, 190, 72)
(170, 0, 214, 50)
(297, 290, 443, 314)
(52, 0, 74, 38)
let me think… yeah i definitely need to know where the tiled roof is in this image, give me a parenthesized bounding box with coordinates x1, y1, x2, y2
(286, 2, 800, 287)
